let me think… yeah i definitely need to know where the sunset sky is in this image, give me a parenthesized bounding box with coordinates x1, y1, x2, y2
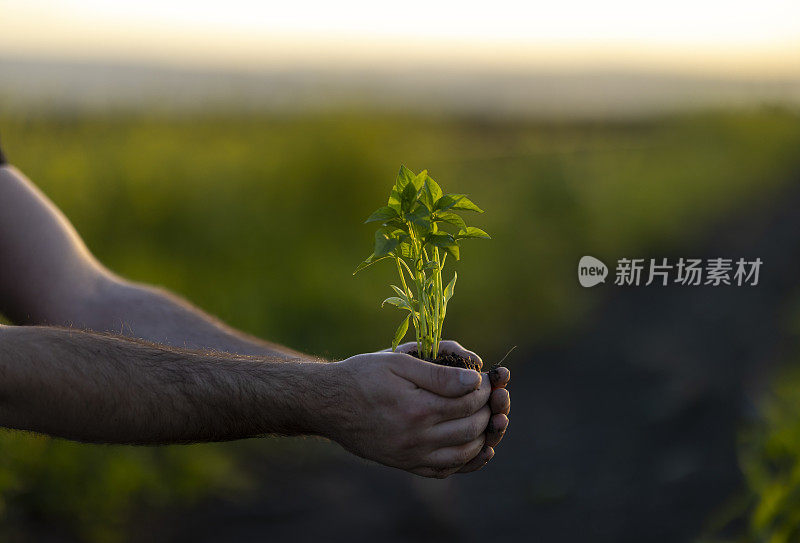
(2, 0, 799, 76)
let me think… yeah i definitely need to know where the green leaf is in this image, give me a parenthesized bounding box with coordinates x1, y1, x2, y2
(420, 174, 443, 210)
(365, 206, 399, 224)
(407, 205, 431, 224)
(425, 174, 443, 201)
(400, 181, 419, 214)
(434, 211, 466, 230)
(436, 194, 483, 213)
(378, 226, 407, 238)
(353, 253, 390, 275)
(388, 188, 403, 213)
(374, 229, 400, 258)
(411, 170, 427, 192)
(434, 194, 465, 212)
(455, 226, 491, 239)
(423, 261, 440, 271)
(382, 296, 412, 311)
(444, 271, 457, 303)
(424, 232, 456, 246)
(396, 165, 415, 189)
(397, 241, 413, 258)
(444, 244, 460, 260)
(424, 232, 460, 259)
(385, 218, 409, 232)
(388, 166, 415, 213)
(406, 205, 432, 234)
(391, 314, 411, 351)
(390, 284, 409, 300)
(450, 195, 484, 213)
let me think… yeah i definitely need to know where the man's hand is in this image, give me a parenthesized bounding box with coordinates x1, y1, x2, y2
(393, 340, 511, 473)
(325, 351, 492, 478)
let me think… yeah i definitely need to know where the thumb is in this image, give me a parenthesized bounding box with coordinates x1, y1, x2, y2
(392, 354, 482, 397)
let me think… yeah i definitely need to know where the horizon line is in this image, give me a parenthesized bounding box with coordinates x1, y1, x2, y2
(2, 39, 799, 80)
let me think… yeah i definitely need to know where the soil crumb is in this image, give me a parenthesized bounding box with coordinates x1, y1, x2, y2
(408, 350, 481, 371)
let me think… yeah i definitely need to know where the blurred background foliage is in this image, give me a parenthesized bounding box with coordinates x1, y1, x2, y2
(739, 364, 800, 543)
(1, 107, 800, 540)
(705, 309, 800, 543)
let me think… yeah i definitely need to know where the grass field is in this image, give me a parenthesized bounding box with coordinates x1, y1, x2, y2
(2, 108, 800, 540)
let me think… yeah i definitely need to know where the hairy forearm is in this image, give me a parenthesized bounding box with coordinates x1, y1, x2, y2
(0, 325, 340, 444)
(76, 277, 304, 358)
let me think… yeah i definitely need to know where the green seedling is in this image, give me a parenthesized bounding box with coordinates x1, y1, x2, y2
(354, 165, 490, 361)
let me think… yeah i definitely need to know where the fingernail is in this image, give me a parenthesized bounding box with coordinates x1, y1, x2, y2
(488, 366, 510, 388)
(459, 370, 480, 388)
(488, 367, 501, 386)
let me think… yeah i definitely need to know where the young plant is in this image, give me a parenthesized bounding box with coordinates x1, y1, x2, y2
(354, 165, 490, 361)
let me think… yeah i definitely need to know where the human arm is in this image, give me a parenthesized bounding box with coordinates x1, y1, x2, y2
(0, 324, 491, 477)
(0, 164, 299, 357)
(0, 164, 501, 474)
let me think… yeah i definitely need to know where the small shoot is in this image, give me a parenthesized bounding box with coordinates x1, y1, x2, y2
(354, 165, 490, 361)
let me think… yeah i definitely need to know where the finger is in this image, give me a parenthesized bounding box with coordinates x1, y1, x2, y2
(485, 413, 509, 447)
(425, 434, 486, 470)
(438, 340, 483, 369)
(390, 341, 416, 354)
(392, 354, 481, 397)
(456, 446, 495, 473)
(488, 366, 510, 389)
(489, 387, 510, 415)
(427, 406, 491, 447)
(431, 375, 491, 421)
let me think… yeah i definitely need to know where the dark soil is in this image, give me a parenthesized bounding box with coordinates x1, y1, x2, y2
(408, 350, 481, 372)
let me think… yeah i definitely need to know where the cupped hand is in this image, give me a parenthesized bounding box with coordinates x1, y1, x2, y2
(391, 340, 511, 474)
(328, 351, 492, 478)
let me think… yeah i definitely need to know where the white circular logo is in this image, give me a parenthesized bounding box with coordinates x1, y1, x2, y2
(578, 256, 608, 287)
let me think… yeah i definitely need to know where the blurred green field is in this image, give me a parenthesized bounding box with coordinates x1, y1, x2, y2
(2, 108, 800, 541)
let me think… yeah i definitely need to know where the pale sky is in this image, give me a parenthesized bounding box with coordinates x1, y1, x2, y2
(2, 0, 800, 76)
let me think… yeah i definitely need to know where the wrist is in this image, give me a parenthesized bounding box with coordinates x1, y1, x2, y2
(292, 361, 351, 440)
(192, 354, 336, 439)
(256, 359, 344, 439)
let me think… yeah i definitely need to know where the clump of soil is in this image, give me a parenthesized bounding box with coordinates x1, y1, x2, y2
(408, 350, 481, 372)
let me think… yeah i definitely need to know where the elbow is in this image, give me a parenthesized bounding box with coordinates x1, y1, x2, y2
(14, 268, 118, 329)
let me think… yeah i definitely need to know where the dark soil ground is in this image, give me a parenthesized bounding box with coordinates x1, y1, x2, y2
(408, 350, 482, 371)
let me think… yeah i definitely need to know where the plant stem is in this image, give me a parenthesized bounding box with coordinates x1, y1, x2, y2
(399, 258, 415, 280)
(439, 252, 448, 326)
(433, 247, 443, 358)
(396, 257, 419, 345)
(408, 222, 429, 359)
(417, 263, 429, 359)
